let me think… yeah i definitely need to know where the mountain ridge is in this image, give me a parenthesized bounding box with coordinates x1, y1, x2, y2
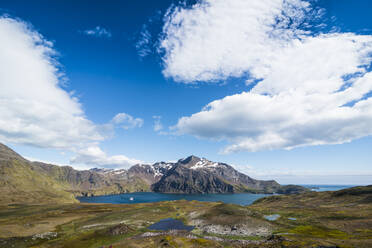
(0, 143, 309, 205)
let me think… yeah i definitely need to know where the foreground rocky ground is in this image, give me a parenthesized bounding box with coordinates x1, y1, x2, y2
(0, 186, 371, 248)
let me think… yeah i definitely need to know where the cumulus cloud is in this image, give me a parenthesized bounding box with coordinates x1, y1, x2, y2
(70, 146, 141, 169)
(159, 0, 319, 83)
(111, 113, 144, 130)
(161, 0, 372, 152)
(0, 17, 103, 149)
(83, 26, 112, 38)
(0, 17, 139, 168)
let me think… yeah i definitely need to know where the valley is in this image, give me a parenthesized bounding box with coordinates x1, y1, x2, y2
(0, 144, 371, 247)
(0, 186, 371, 247)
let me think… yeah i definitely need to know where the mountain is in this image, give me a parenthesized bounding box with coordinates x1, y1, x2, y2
(0, 143, 76, 204)
(31, 162, 150, 196)
(0, 143, 308, 205)
(128, 162, 174, 185)
(151, 155, 299, 194)
(0, 143, 149, 205)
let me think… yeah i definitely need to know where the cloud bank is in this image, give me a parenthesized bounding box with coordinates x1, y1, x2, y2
(231, 163, 372, 185)
(159, 0, 372, 152)
(0, 17, 138, 168)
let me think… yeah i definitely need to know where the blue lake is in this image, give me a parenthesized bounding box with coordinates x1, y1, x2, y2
(78, 185, 358, 206)
(78, 192, 270, 206)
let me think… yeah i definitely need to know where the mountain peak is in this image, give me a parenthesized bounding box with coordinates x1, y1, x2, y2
(178, 155, 223, 170)
(178, 155, 201, 165)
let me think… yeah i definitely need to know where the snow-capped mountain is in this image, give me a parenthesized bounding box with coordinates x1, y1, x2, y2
(88, 155, 309, 195)
(151, 155, 286, 194)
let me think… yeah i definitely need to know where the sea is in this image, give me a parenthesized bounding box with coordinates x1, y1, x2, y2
(77, 185, 358, 206)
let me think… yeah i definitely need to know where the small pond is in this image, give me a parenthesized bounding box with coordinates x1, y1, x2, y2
(148, 218, 194, 231)
(264, 214, 281, 221)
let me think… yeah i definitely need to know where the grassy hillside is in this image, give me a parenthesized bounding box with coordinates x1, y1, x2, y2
(31, 161, 151, 196)
(0, 143, 150, 205)
(0, 158, 77, 205)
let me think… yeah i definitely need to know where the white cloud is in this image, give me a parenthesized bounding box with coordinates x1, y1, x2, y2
(111, 113, 144, 130)
(83, 26, 112, 38)
(70, 146, 141, 169)
(0, 17, 103, 150)
(160, 0, 372, 152)
(135, 10, 163, 58)
(159, 0, 316, 83)
(0, 17, 140, 169)
(153, 115, 163, 132)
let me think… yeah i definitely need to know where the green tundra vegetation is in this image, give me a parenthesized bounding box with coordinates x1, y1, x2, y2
(0, 186, 371, 248)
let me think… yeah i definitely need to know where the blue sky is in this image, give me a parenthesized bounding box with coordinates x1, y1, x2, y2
(1, 0, 372, 184)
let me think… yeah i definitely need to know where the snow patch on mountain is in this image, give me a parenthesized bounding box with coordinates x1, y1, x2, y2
(190, 158, 219, 170)
(151, 162, 175, 177)
(112, 169, 127, 175)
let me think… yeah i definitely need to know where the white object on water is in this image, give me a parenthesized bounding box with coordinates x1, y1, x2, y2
(129, 197, 134, 201)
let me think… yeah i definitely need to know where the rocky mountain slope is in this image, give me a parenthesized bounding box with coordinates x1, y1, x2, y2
(151, 155, 301, 194)
(0, 143, 308, 204)
(32, 162, 150, 196)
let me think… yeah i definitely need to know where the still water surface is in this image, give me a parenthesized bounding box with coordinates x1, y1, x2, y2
(148, 218, 194, 231)
(78, 185, 357, 206)
(78, 192, 269, 206)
